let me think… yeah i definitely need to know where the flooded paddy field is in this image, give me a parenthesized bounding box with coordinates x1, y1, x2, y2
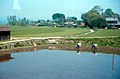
(0, 45, 120, 79)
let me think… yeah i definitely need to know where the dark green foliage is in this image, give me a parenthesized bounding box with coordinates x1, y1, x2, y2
(52, 13, 65, 21)
(81, 6, 120, 29)
(66, 16, 77, 22)
(20, 17, 30, 26)
(14, 42, 24, 47)
(7, 15, 17, 26)
(92, 18, 107, 28)
(7, 15, 30, 26)
(81, 6, 107, 29)
(52, 13, 65, 24)
(104, 8, 114, 17)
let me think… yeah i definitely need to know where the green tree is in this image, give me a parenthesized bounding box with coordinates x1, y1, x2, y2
(52, 13, 65, 24)
(91, 5, 103, 14)
(81, 6, 107, 29)
(70, 16, 77, 21)
(7, 15, 17, 26)
(104, 8, 114, 17)
(21, 17, 27, 26)
(7, 15, 30, 26)
(66, 16, 77, 22)
(92, 18, 107, 28)
(114, 13, 120, 21)
(103, 8, 120, 21)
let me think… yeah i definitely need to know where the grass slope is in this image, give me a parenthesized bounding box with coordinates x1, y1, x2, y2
(11, 26, 89, 37)
(87, 29, 120, 37)
(10, 26, 120, 38)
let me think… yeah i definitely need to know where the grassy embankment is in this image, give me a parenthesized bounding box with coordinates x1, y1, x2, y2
(8, 26, 120, 48)
(65, 29, 120, 47)
(10, 26, 120, 37)
(10, 26, 89, 37)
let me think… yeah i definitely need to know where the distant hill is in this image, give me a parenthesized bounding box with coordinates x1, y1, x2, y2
(0, 16, 7, 24)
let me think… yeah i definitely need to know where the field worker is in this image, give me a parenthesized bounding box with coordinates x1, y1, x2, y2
(92, 44, 98, 48)
(76, 42, 82, 54)
(76, 42, 82, 49)
(92, 43, 98, 55)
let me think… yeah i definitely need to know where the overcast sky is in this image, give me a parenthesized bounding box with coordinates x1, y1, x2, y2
(0, 0, 120, 21)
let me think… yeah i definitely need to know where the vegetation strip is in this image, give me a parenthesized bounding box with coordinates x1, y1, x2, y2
(0, 45, 120, 55)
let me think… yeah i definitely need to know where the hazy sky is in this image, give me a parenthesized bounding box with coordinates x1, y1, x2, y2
(0, 0, 120, 21)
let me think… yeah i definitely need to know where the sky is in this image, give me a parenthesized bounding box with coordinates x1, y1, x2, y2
(0, 0, 120, 22)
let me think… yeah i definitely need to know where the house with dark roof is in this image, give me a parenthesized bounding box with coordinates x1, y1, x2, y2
(106, 17, 120, 28)
(0, 27, 11, 40)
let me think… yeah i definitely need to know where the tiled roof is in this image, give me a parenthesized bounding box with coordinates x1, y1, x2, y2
(0, 27, 11, 31)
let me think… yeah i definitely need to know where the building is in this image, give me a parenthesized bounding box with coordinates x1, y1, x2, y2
(64, 22, 79, 27)
(0, 27, 11, 40)
(106, 17, 120, 28)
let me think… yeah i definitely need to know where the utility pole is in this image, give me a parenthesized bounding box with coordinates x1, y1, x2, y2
(112, 53, 114, 70)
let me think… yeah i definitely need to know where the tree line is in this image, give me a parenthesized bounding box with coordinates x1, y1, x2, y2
(7, 5, 120, 29)
(7, 15, 35, 26)
(52, 6, 120, 29)
(81, 6, 120, 29)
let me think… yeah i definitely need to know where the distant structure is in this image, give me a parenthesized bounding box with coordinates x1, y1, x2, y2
(0, 27, 11, 40)
(106, 17, 120, 29)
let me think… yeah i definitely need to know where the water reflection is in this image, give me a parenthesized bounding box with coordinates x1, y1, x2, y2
(0, 47, 119, 79)
(76, 46, 116, 70)
(76, 45, 98, 55)
(0, 54, 14, 63)
(112, 53, 115, 70)
(91, 46, 97, 55)
(0, 46, 117, 71)
(0, 49, 119, 79)
(76, 46, 82, 54)
(0, 45, 119, 55)
(0, 45, 119, 64)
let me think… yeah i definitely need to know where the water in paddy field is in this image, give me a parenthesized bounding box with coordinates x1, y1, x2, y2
(0, 49, 120, 79)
